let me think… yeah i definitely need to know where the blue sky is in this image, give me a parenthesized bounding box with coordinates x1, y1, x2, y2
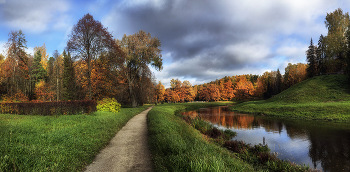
(1, 0, 350, 88)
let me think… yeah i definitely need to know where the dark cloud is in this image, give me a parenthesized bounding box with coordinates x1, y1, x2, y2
(102, 0, 347, 87)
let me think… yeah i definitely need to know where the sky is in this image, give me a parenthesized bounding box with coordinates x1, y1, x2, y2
(1, 0, 350, 88)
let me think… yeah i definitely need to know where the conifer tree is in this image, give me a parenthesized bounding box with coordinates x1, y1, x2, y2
(62, 50, 76, 100)
(316, 35, 326, 75)
(31, 50, 47, 82)
(306, 38, 317, 78)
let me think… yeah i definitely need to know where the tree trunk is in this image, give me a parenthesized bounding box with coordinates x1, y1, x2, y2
(128, 81, 137, 108)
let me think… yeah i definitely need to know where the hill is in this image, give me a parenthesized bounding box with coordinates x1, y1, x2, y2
(267, 75, 350, 104)
(231, 75, 350, 122)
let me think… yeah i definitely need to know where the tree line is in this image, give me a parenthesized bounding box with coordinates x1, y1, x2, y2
(306, 8, 350, 79)
(156, 62, 308, 103)
(0, 14, 162, 108)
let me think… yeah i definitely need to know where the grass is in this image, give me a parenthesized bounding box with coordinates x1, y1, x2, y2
(148, 102, 312, 171)
(0, 105, 149, 171)
(148, 102, 255, 172)
(232, 75, 350, 122)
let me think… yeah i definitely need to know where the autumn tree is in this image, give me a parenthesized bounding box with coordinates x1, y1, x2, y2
(284, 63, 307, 89)
(117, 30, 162, 107)
(34, 43, 49, 70)
(53, 50, 63, 101)
(3, 30, 30, 100)
(155, 81, 165, 103)
(67, 13, 122, 100)
(223, 80, 235, 100)
(235, 75, 254, 100)
(199, 84, 220, 102)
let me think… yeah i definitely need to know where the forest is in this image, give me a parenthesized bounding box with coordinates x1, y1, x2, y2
(1, 8, 350, 107)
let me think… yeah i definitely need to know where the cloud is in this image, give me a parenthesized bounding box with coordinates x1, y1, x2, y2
(0, 0, 70, 33)
(102, 0, 350, 85)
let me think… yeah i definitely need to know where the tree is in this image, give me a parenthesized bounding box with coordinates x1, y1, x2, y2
(116, 30, 162, 107)
(306, 38, 317, 78)
(31, 50, 47, 83)
(34, 43, 49, 70)
(316, 34, 327, 75)
(67, 13, 122, 100)
(155, 81, 165, 103)
(345, 22, 350, 82)
(284, 63, 307, 89)
(235, 75, 254, 100)
(4, 30, 30, 99)
(276, 68, 283, 94)
(53, 50, 63, 101)
(324, 8, 349, 73)
(62, 50, 77, 100)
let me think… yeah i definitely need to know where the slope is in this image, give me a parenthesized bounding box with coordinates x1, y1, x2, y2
(231, 75, 350, 122)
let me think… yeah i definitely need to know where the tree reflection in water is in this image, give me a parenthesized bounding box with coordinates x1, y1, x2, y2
(182, 106, 350, 172)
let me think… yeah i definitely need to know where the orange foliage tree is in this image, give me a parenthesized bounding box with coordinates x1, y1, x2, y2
(199, 84, 220, 101)
(235, 75, 255, 100)
(155, 81, 165, 103)
(35, 81, 55, 102)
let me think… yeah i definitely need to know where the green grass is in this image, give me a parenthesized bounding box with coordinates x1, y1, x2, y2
(232, 75, 350, 122)
(0, 106, 149, 171)
(148, 102, 256, 172)
(148, 102, 311, 171)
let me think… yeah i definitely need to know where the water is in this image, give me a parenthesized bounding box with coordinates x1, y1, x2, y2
(182, 106, 350, 172)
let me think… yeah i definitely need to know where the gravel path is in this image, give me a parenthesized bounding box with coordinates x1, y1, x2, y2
(84, 106, 153, 172)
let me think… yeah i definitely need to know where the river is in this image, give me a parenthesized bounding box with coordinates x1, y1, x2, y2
(182, 106, 350, 172)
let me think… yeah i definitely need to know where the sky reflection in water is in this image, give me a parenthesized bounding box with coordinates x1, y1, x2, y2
(182, 106, 350, 172)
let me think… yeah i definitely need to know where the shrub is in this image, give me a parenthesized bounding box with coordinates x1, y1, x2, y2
(0, 100, 96, 115)
(97, 98, 121, 113)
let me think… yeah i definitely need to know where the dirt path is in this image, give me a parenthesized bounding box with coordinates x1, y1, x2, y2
(84, 106, 153, 172)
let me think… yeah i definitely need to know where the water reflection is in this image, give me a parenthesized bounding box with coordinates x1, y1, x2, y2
(182, 106, 350, 172)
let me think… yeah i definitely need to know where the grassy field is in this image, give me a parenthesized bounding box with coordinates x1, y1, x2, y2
(232, 75, 350, 122)
(148, 103, 311, 171)
(0, 106, 149, 171)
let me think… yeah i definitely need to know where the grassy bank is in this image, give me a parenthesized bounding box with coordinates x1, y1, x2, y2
(148, 102, 255, 172)
(148, 103, 311, 171)
(232, 75, 350, 122)
(0, 106, 149, 171)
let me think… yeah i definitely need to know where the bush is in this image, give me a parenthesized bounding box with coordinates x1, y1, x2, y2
(0, 100, 97, 115)
(97, 98, 121, 113)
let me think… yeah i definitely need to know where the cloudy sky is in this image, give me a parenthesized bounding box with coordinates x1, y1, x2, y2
(1, 0, 349, 88)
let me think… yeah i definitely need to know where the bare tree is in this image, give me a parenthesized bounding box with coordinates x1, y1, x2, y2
(66, 13, 123, 100)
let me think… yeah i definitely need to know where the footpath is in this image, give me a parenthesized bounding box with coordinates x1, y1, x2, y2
(84, 106, 154, 172)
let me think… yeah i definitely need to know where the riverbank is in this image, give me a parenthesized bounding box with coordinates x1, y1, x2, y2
(0, 106, 150, 171)
(231, 75, 350, 123)
(148, 103, 312, 171)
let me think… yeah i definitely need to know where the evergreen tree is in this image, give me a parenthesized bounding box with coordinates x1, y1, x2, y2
(306, 38, 317, 78)
(31, 50, 47, 82)
(316, 35, 326, 75)
(62, 50, 77, 100)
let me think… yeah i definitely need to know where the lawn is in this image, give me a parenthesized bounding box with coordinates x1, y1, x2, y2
(0, 106, 149, 171)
